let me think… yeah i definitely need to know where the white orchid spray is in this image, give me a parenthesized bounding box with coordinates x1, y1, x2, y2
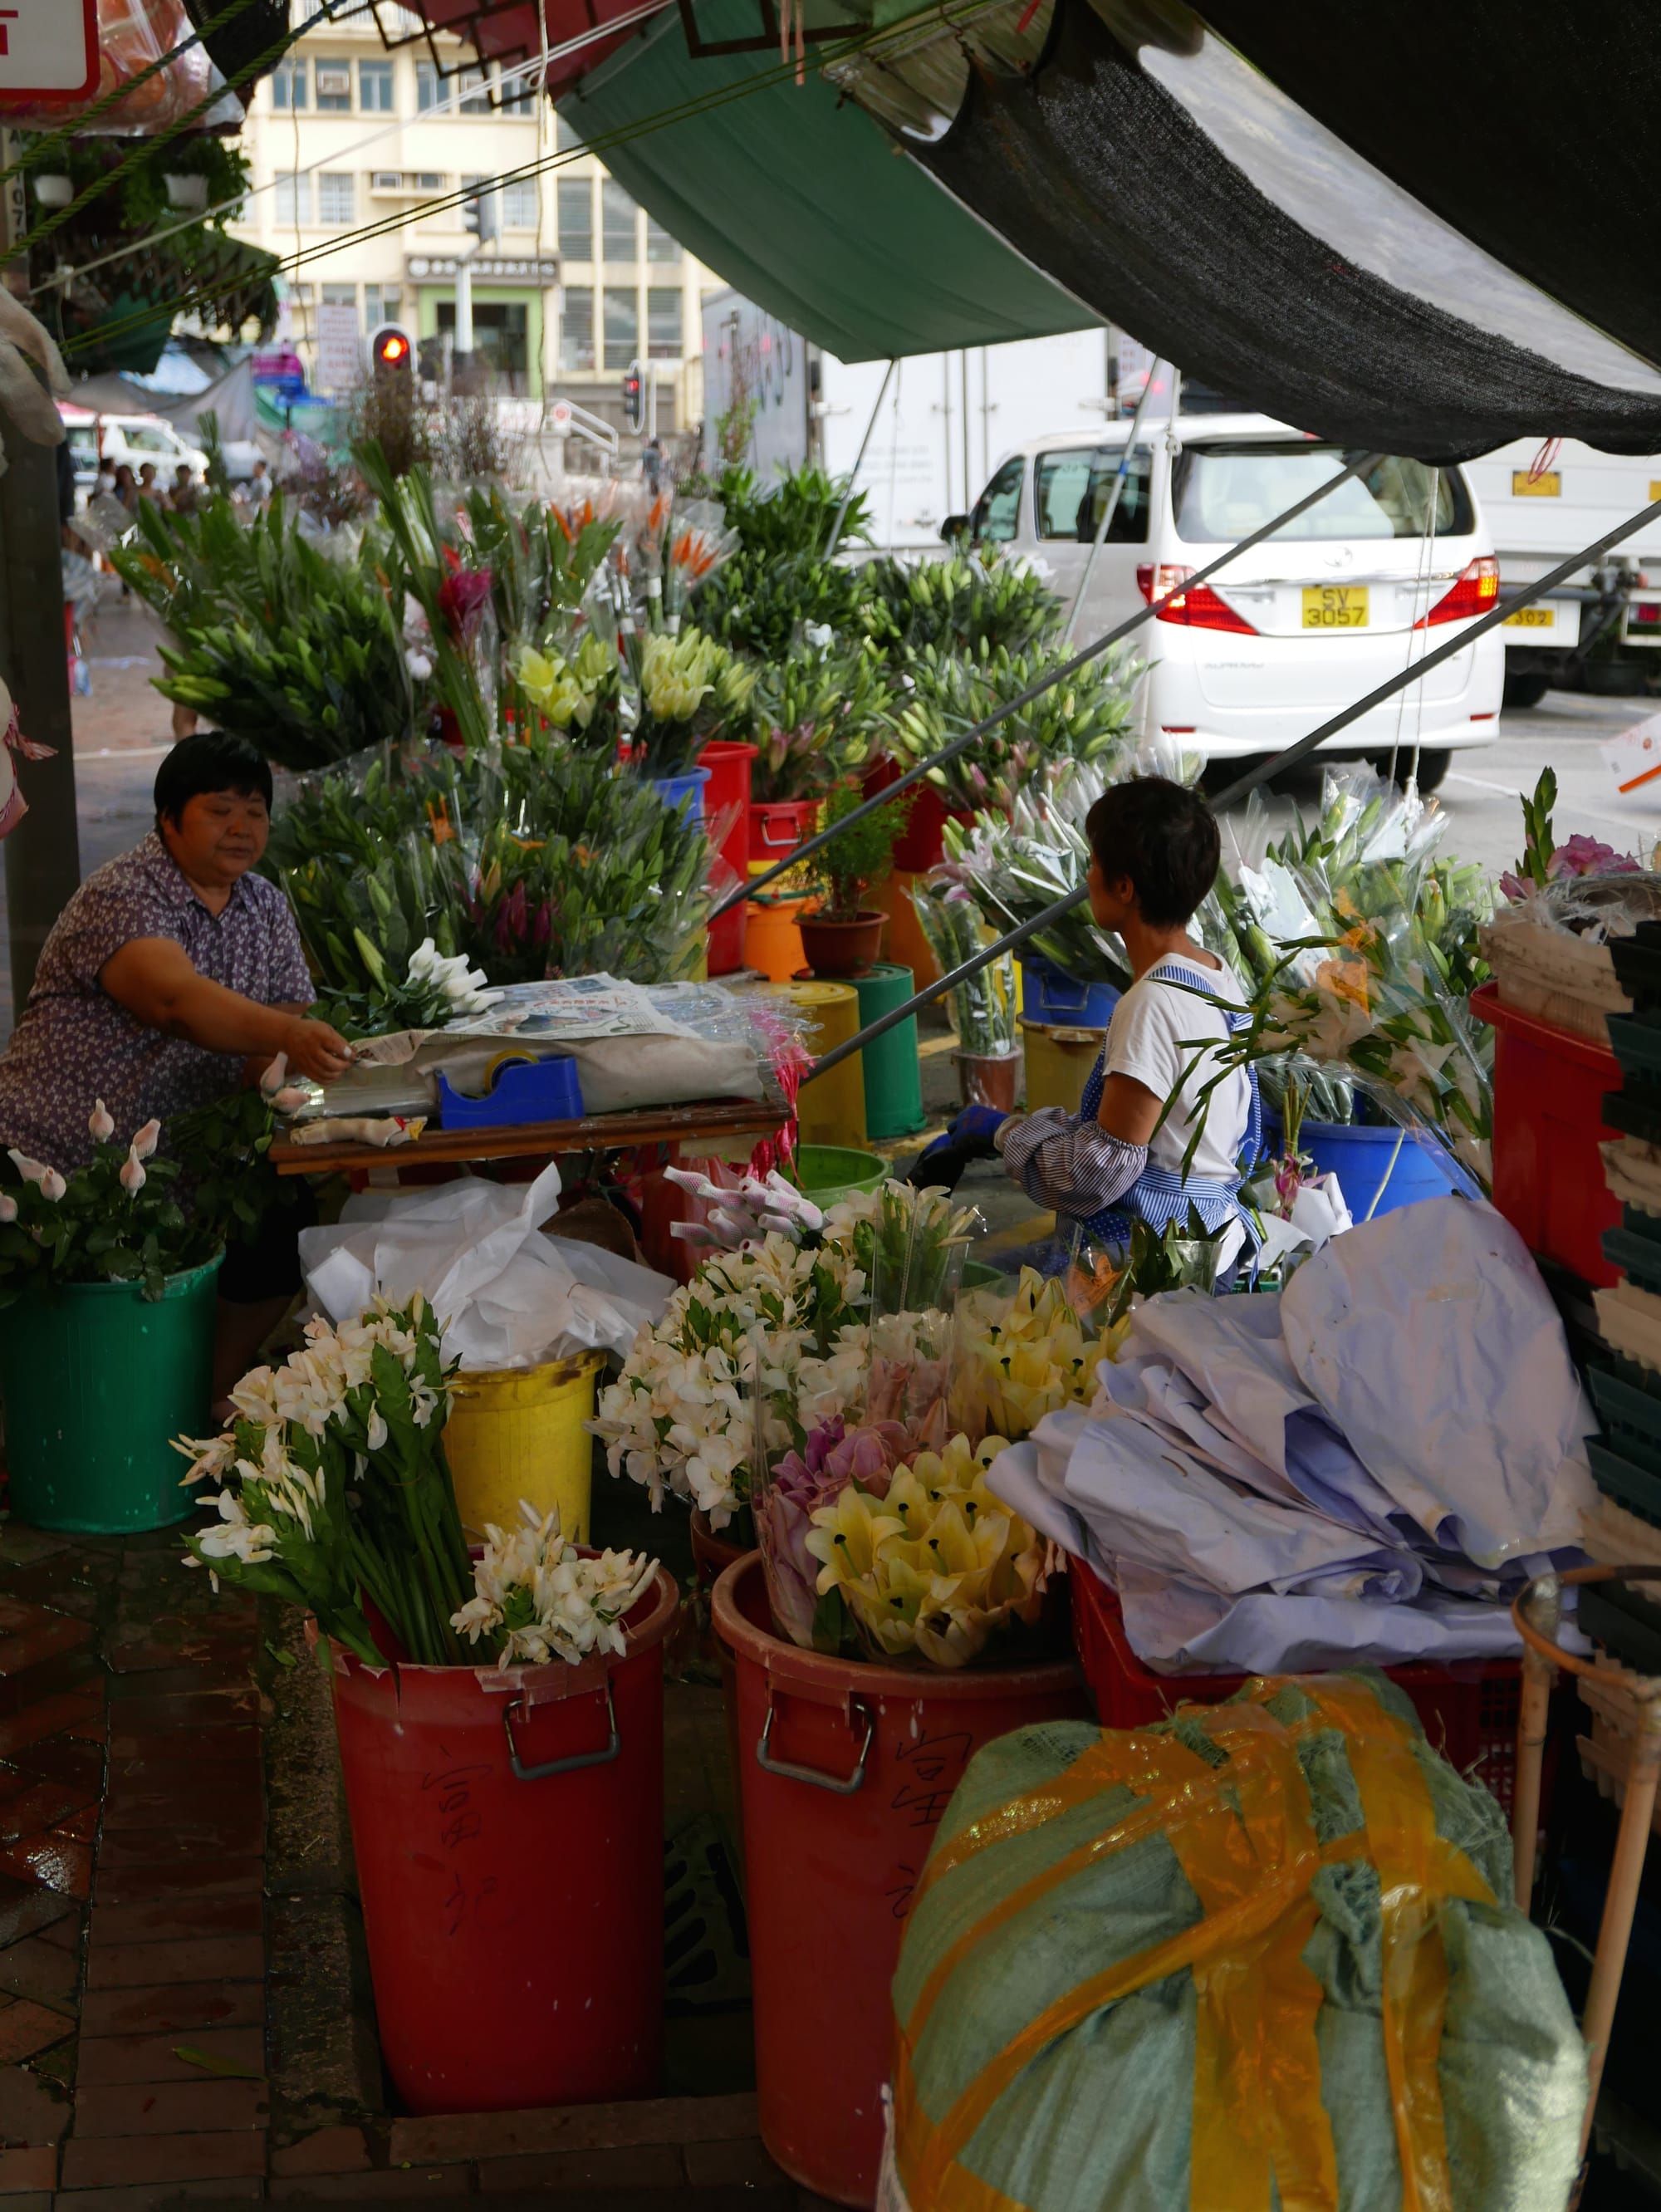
(451, 1503, 657, 1667)
(177, 1297, 471, 1665)
(589, 1181, 980, 1533)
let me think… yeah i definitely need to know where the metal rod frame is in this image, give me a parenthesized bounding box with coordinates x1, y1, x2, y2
(805, 489, 1661, 1085)
(713, 449, 1385, 924)
(1063, 358, 1160, 645)
(822, 357, 896, 558)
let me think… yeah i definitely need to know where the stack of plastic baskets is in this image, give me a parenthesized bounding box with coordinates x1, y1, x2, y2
(1575, 920, 1661, 1668)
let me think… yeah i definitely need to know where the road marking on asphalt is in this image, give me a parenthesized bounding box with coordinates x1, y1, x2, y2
(1447, 769, 1646, 844)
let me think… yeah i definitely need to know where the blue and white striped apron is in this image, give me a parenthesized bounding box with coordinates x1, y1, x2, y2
(1075, 959, 1262, 1263)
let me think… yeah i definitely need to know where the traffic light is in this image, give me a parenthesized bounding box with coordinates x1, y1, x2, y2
(463, 183, 499, 245)
(370, 323, 414, 382)
(622, 360, 645, 434)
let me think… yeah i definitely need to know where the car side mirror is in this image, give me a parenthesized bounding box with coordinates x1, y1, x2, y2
(940, 513, 969, 543)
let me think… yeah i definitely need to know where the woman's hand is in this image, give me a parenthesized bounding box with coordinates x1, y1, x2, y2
(277, 1014, 354, 1084)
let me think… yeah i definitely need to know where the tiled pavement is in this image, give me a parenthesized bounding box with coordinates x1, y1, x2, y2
(0, 1521, 842, 2209)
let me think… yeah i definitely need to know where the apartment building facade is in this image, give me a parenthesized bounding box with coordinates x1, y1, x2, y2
(231, 7, 707, 435)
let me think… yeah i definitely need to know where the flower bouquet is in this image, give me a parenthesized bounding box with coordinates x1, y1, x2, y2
(890, 640, 1139, 817)
(0, 1109, 209, 1305)
(910, 870, 1020, 1061)
(748, 642, 893, 803)
(626, 628, 755, 779)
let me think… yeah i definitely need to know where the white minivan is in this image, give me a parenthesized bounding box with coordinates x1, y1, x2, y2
(965, 413, 1505, 791)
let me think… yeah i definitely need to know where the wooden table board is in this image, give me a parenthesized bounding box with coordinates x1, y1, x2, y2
(270, 1096, 784, 1176)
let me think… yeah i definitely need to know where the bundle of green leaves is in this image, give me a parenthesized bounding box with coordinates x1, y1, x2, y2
(747, 642, 894, 802)
(453, 483, 620, 660)
(891, 640, 1139, 815)
(110, 494, 413, 772)
(271, 738, 718, 1005)
(860, 550, 1062, 662)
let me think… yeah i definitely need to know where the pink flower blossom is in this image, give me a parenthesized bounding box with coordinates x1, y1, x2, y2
(119, 1150, 146, 1195)
(1549, 835, 1640, 880)
(758, 1419, 910, 1648)
(130, 1120, 161, 1162)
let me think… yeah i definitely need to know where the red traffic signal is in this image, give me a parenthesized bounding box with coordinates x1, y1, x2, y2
(370, 323, 413, 375)
(622, 359, 645, 434)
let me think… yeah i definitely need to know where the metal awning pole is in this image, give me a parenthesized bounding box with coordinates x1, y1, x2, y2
(713, 449, 1386, 921)
(807, 489, 1661, 1084)
(822, 357, 895, 557)
(1062, 358, 1161, 645)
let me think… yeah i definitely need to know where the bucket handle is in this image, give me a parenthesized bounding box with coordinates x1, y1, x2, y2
(502, 1680, 619, 1781)
(757, 1693, 875, 1795)
(758, 814, 801, 849)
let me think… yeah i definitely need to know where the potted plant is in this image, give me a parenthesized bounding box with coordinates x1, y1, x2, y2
(180, 1297, 675, 2114)
(0, 1106, 225, 1533)
(799, 780, 914, 978)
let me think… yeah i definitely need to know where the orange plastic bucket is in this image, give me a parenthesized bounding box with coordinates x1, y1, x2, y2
(743, 892, 817, 983)
(713, 1554, 1087, 2206)
(329, 1565, 678, 2114)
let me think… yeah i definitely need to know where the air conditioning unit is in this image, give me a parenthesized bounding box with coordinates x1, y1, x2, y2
(371, 171, 404, 194)
(315, 61, 351, 97)
(414, 172, 444, 192)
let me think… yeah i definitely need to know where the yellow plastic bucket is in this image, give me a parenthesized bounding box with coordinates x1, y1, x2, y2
(1019, 1018, 1107, 1118)
(443, 1351, 604, 1544)
(762, 980, 867, 1149)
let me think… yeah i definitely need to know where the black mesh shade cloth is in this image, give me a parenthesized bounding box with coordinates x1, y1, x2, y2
(912, 0, 1661, 461)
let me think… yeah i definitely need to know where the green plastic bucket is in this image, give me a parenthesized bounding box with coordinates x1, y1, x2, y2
(0, 1253, 223, 1533)
(851, 963, 926, 1141)
(794, 1146, 886, 1209)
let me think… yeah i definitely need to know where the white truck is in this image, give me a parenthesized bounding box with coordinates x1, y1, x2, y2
(698, 287, 1118, 550)
(1457, 439, 1661, 704)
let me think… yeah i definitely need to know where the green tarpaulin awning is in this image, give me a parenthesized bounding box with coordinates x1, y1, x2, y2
(562, 0, 1095, 362)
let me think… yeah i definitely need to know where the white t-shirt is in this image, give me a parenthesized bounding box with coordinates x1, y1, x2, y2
(1105, 952, 1252, 1184)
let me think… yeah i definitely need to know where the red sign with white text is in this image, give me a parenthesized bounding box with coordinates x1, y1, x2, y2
(0, 0, 98, 105)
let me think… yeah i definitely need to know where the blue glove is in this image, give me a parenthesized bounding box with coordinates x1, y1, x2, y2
(949, 1104, 1009, 1145)
(909, 1104, 1009, 1192)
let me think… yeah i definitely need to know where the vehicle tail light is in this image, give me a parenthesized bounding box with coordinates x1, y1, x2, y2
(1137, 562, 1257, 635)
(1415, 557, 1501, 628)
(1633, 601, 1661, 625)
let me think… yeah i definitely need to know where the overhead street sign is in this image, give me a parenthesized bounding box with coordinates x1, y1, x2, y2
(0, 0, 97, 105)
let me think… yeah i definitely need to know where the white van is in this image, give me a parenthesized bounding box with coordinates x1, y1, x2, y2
(61, 405, 209, 498)
(965, 413, 1505, 790)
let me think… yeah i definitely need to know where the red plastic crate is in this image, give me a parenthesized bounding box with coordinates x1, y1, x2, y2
(1070, 1562, 1521, 1812)
(1472, 979, 1621, 1289)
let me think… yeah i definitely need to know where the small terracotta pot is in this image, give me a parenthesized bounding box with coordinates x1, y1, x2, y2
(954, 1047, 1022, 1112)
(799, 909, 886, 978)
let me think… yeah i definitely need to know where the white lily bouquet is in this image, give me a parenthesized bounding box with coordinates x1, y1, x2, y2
(453, 1503, 657, 1667)
(588, 1180, 981, 1538)
(181, 1297, 654, 1671)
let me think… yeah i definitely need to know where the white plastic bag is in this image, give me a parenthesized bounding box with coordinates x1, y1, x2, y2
(299, 1161, 672, 1367)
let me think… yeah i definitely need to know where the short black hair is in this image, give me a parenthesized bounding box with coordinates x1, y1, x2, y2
(1085, 775, 1221, 929)
(154, 731, 272, 830)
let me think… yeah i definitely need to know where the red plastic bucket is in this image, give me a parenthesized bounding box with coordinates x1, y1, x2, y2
(713, 1554, 1086, 2207)
(1070, 1561, 1521, 1813)
(1472, 981, 1621, 1287)
(750, 796, 819, 864)
(329, 1565, 678, 2114)
(701, 739, 756, 977)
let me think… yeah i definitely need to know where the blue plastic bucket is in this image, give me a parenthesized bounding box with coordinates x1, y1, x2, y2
(651, 766, 712, 819)
(1268, 1113, 1481, 1219)
(1019, 955, 1120, 1029)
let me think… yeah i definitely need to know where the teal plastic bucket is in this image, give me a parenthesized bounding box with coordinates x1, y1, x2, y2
(851, 963, 926, 1140)
(0, 1253, 223, 1533)
(794, 1146, 886, 1209)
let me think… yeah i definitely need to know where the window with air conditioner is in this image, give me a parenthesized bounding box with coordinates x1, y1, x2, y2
(315, 60, 351, 110)
(414, 172, 444, 192)
(371, 171, 403, 193)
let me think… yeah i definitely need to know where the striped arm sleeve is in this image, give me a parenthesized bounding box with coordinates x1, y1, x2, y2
(996, 1108, 1148, 1217)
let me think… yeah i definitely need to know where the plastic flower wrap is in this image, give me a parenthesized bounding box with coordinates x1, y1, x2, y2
(451, 1503, 656, 1666)
(756, 1414, 911, 1650)
(512, 634, 618, 740)
(911, 871, 1019, 1058)
(806, 1434, 1049, 1669)
(628, 628, 755, 777)
(952, 1268, 1105, 1444)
